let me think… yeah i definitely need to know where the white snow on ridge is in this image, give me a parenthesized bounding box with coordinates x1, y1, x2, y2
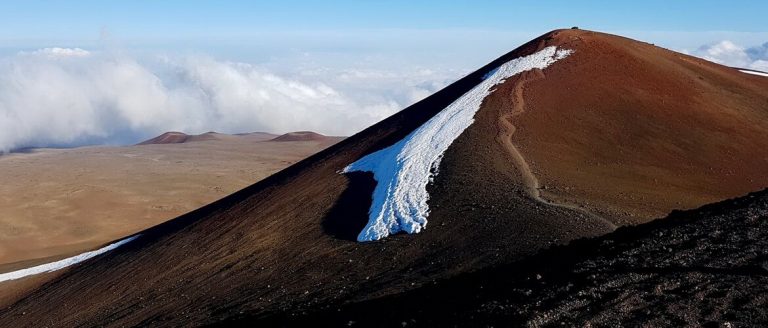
(0, 235, 139, 283)
(740, 69, 768, 77)
(343, 46, 573, 242)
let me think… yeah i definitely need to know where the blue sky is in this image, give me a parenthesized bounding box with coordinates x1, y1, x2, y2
(1, 1, 767, 39)
(2, 1, 768, 61)
(2, 1, 766, 67)
(0, 1, 767, 150)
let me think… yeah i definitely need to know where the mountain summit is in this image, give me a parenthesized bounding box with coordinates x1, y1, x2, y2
(2, 29, 767, 326)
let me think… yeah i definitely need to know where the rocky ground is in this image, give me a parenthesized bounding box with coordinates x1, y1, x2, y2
(263, 189, 768, 327)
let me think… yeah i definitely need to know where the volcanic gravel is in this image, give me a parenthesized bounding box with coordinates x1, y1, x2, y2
(268, 189, 768, 327)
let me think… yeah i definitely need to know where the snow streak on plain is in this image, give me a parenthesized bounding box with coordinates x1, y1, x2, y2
(740, 69, 768, 77)
(343, 46, 573, 242)
(0, 235, 139, 283)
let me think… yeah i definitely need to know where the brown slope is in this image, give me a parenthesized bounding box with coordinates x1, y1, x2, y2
(1, 29, 767, 326)
(503, 29, 768, 224)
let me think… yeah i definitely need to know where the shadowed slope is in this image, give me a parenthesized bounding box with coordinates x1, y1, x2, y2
(272, 188, 768, 327)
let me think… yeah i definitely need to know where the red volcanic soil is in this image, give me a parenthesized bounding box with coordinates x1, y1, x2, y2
(270, 131, 329, 142)
(500, 30, 768, 224)
(1, 29, 768, 326)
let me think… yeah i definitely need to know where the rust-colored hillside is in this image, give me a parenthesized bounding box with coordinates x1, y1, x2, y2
(502, 30, 768, 223)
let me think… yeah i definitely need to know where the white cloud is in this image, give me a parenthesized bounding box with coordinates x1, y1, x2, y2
(751, 60, 768, 71)
(691, 40, 768, 71)
(0, 48, 462, 151)
(695, 40, 750, 66)
(22, 47, 91, 58)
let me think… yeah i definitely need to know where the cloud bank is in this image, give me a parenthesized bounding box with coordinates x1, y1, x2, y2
(0, 48, 459, 151)
(2, 37, 766, 152)
(690, 40, 768, 71)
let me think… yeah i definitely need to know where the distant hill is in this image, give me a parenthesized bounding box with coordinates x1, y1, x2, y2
(137, 131, 279, 145)
(270, 131, 330, 142)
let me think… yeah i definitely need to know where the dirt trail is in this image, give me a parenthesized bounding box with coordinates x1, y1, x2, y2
(496, 69, 617, 230)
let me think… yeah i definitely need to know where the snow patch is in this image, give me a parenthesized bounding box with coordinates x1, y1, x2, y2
(343, 46, 573, 242)
(0, 235, 139, 283)
(740, 69, 768, 77)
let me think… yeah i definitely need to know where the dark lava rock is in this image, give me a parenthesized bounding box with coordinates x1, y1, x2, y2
(258, 189, 768, 327)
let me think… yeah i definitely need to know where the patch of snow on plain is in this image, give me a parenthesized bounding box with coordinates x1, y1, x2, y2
(343, 46, 573, 242)
(740, 69, 768, 77)
(0, 235, 139, 283)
